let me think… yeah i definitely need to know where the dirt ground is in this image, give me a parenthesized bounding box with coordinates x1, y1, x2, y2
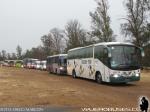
(0, 67, 150, 111)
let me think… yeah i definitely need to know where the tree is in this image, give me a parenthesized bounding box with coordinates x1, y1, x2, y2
(0, 53, 3, 61)
(121, 0, 150, 47)
(41, 28, 66, 55)
(41, 34, 54, 56)
(16, 45, 22, 59)
(65, 19, 88, 51)
(11, 53, 17, 60)
(143, 44, 150, 67)
(1, 50, 6, 60)
(22, 49, 34, 59)
(7, 53, 11, 60)
(89, 0, 115, 42)
(22, 46, 47, 60)
(50, 28, 66, 54)
(143, 24, 150, 46)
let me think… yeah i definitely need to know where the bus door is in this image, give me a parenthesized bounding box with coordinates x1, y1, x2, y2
(74, 59, 81, 77)
(103, 48, 110, 82)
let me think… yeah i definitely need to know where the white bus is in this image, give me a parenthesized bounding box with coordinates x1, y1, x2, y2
(40, 60, 47, 71)
(23, 58, 39, 69)
(67, 42, 145, 83)
(46, 54, 67, 74)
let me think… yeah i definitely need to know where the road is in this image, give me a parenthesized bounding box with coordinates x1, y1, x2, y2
(0, 67, 149, 111)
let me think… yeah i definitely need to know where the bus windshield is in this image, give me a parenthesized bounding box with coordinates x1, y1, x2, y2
(109, 45, 141, 70)
(59, 56, 67, 66)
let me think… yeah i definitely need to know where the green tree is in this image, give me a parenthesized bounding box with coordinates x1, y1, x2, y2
(23, 46, 47, 60)
(65, 19, 88, 51)
(16, 45, 22, 59)
(41, 34, 54, 56)
(89, 0, 115, 42)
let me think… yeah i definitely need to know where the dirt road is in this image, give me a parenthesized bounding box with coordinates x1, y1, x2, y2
(0, 67, 149, 111)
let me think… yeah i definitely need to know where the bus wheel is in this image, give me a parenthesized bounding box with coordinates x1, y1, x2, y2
(96, 72, 102, 84)
(72, 70, 76, 78)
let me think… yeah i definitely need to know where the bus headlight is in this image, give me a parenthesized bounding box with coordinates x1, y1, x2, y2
(113, 74, 119, 78)
(59, 67, 64, 70)
(135, 73, 140, 77)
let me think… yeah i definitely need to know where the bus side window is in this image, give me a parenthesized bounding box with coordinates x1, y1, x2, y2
(103, 48, 109, 66)
(59, 59, 61, 66)
(64, 59, 67, 66)
(95, 45, 103, 61)
(103, 48, 108, 57)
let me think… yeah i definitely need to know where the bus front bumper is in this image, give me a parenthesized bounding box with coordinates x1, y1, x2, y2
(110, 75, 140, 83)
(59, 67, 67, 75)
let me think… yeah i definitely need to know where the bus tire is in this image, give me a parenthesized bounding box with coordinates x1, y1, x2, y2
(72, 70, 76, 78)
(96, 72, 102, 84)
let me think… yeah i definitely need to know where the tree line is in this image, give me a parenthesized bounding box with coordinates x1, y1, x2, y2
(0, 0, 150, 66)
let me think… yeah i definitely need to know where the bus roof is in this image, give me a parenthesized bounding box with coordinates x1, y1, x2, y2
(23, 58, 39, 61)
(68, 42, 135, 52)
(47, 54, 67, 58)
(4, 60, 23, 63)
(94, 42, 134, 46)
(41, 60, 46, 63)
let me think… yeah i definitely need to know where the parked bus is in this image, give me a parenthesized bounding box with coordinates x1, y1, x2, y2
(15, 60, 23, 68)
(46, 54, 67, 74)
(67, 42, 145, 84)
(2, 60, 23, 67)
(35, 60, 41, 69)
(40, 60, 46, 71)
(23, 58, 39, 69)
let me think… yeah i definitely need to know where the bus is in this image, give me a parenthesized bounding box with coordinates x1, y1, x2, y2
(46, 54, 67, 74)
(67, 42, 145, 84)
(23, 58, 39, 69)
(35, 60, 41, 69)
(40, 60, 47, 71)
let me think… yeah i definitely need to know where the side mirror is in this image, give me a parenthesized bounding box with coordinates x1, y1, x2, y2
(140, 48, 145, 57)
(104, 48, 111, 58)
(107, 48, 111, 58)
(108, 52, 112, 58)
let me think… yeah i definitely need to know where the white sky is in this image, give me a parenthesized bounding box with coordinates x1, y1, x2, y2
(0, 0, 125, 53)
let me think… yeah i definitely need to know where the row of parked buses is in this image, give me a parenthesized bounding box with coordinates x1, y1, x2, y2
(23, 58, 46, 70)
(1, 42, 144, 84)
(1, 59, 47, 70)
(0, 60, 23, 67)
(47, 42, 145, 84)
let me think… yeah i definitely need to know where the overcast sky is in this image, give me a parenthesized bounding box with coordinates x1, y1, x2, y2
(0, 0, 125, 53)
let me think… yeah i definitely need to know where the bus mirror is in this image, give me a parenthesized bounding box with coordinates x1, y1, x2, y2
(107, 48, 111, 58)
(104, 48, 110, 58)
(108, 52, 111, 58)
(141, 48, 145, 57)
(141, 51, 145, 57)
